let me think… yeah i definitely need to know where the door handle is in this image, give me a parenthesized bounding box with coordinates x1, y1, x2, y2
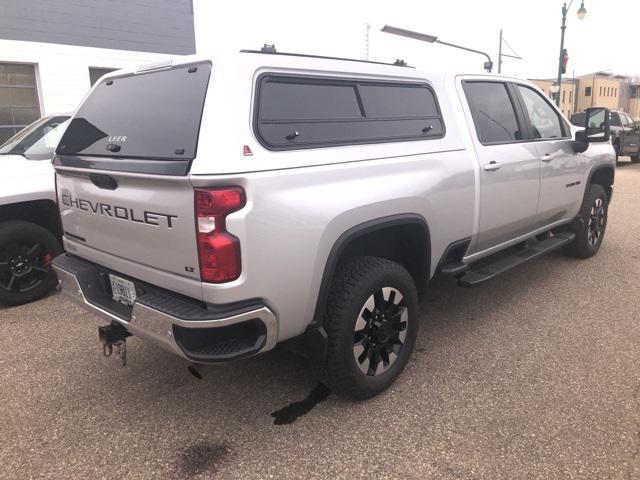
(483, 161, 502, 171)
(541, 154, 553, 162)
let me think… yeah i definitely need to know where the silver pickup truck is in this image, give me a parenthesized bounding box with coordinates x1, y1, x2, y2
(52, 50, 615, 399)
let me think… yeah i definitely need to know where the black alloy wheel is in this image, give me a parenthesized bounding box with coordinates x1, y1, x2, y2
(353, 287, 409, 376)
(586, 197, 605, 247)
(0, 221, 62, 307)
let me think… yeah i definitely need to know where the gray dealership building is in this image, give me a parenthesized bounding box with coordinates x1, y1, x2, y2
(0, 0, 197, 143)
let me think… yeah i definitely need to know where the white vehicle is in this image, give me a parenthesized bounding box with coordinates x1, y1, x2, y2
(0, 114, 71, 306)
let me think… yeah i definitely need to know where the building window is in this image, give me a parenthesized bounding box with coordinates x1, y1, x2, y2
(89, 67, 117, 87)
(562, 90, 566, 103)
(599, 86, 602, 96)
(632, 86, 639, 99)
(585, 86, 592, 97)
(569, 90, 573, 103)
(0, 63, 41, 144)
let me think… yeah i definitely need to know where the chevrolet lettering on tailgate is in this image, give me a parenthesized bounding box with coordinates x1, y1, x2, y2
(60, 194, 178, 228)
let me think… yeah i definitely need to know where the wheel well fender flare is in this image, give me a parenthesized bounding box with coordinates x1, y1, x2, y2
(311, 213, 431, 327)
(585, 164, 615, 201)
(0, 199, 62, 240)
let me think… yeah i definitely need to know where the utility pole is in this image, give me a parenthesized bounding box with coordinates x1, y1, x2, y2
(556, 1, 587, 106)
(572, 69, 576, 113)
(556, 4, 568, 106)
(498, 29, 503, 74)
(497, 29, 522, 74)
(364, 23, 371, 60)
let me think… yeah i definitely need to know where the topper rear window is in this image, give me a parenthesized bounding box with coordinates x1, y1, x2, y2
(57, 62, 211, 161)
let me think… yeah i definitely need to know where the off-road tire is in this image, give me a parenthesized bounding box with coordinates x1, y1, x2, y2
(0, 221, 62, 307)
(563, 184, 608, 259)
(323, 256, 418, 400)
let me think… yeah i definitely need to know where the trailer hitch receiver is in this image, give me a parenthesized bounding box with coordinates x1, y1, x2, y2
(98, 323, 131, 366)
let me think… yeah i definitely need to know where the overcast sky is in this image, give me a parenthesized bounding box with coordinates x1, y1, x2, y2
(194, 0, 639, 80)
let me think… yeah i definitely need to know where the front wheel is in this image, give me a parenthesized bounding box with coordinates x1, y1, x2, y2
(0, 221, 62, 307)
(323, 256, 418, 400)
(563, 184, 608, 259)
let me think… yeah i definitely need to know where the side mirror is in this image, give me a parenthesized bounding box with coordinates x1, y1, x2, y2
(584, 107, 610, 142)
(574, 107, 610, 153)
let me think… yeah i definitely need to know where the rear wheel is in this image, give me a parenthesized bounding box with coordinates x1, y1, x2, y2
(631, 154, 640, 164)
(323, 256, 418, 400)
(563, 184, 608, 259)
(0, 221, 62, 307)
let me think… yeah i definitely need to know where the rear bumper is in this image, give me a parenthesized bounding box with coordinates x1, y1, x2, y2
(53, 254, 277, 363)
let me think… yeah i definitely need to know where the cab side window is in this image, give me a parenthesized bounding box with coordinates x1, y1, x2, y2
(517, 86, 564, 139)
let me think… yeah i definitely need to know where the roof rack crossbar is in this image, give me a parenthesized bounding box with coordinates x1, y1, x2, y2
(239, 49, 413, 68)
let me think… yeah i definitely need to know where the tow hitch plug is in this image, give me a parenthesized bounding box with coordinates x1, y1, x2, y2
(98, 323, 131, 367)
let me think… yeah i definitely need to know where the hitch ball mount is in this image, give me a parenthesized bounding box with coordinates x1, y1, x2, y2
(98, 323, 131, 367)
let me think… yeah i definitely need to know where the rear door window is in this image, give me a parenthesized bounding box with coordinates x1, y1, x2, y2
(57, 62, 211, 161)
(610, 112, 622, 127)
(255, 75, 444, 150)
(463, 82, 522, 144)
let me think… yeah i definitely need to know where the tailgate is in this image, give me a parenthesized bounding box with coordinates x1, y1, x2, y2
(56, 170, 200, 281)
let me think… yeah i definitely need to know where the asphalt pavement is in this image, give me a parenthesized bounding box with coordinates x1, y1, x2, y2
(1, 162, 639, 480)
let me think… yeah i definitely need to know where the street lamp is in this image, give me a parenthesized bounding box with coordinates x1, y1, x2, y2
(556, 0, 587, 106)
(381, 25, 494, 72)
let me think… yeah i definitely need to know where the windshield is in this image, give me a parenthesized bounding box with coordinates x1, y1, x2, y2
(0, 115, 71, 160)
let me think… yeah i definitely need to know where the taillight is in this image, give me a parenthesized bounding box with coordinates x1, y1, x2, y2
(194, 187, 246, 283)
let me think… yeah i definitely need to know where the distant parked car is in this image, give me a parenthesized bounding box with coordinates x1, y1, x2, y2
(571, 110, 640, 163)
(0, 114, 71, 306)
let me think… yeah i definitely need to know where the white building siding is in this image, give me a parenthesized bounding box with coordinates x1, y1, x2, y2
(0, 39, 174, 115)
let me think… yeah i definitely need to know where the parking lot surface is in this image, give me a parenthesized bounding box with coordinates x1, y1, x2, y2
(1, 163, 639, 480)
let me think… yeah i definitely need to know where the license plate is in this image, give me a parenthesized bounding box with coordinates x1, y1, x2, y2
(109, 274, 137, 306)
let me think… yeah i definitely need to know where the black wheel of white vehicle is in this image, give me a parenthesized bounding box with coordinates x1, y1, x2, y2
(0, 221, 62, 307)
(563, 184, 608, 259)
(323, 256, 418, 400)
